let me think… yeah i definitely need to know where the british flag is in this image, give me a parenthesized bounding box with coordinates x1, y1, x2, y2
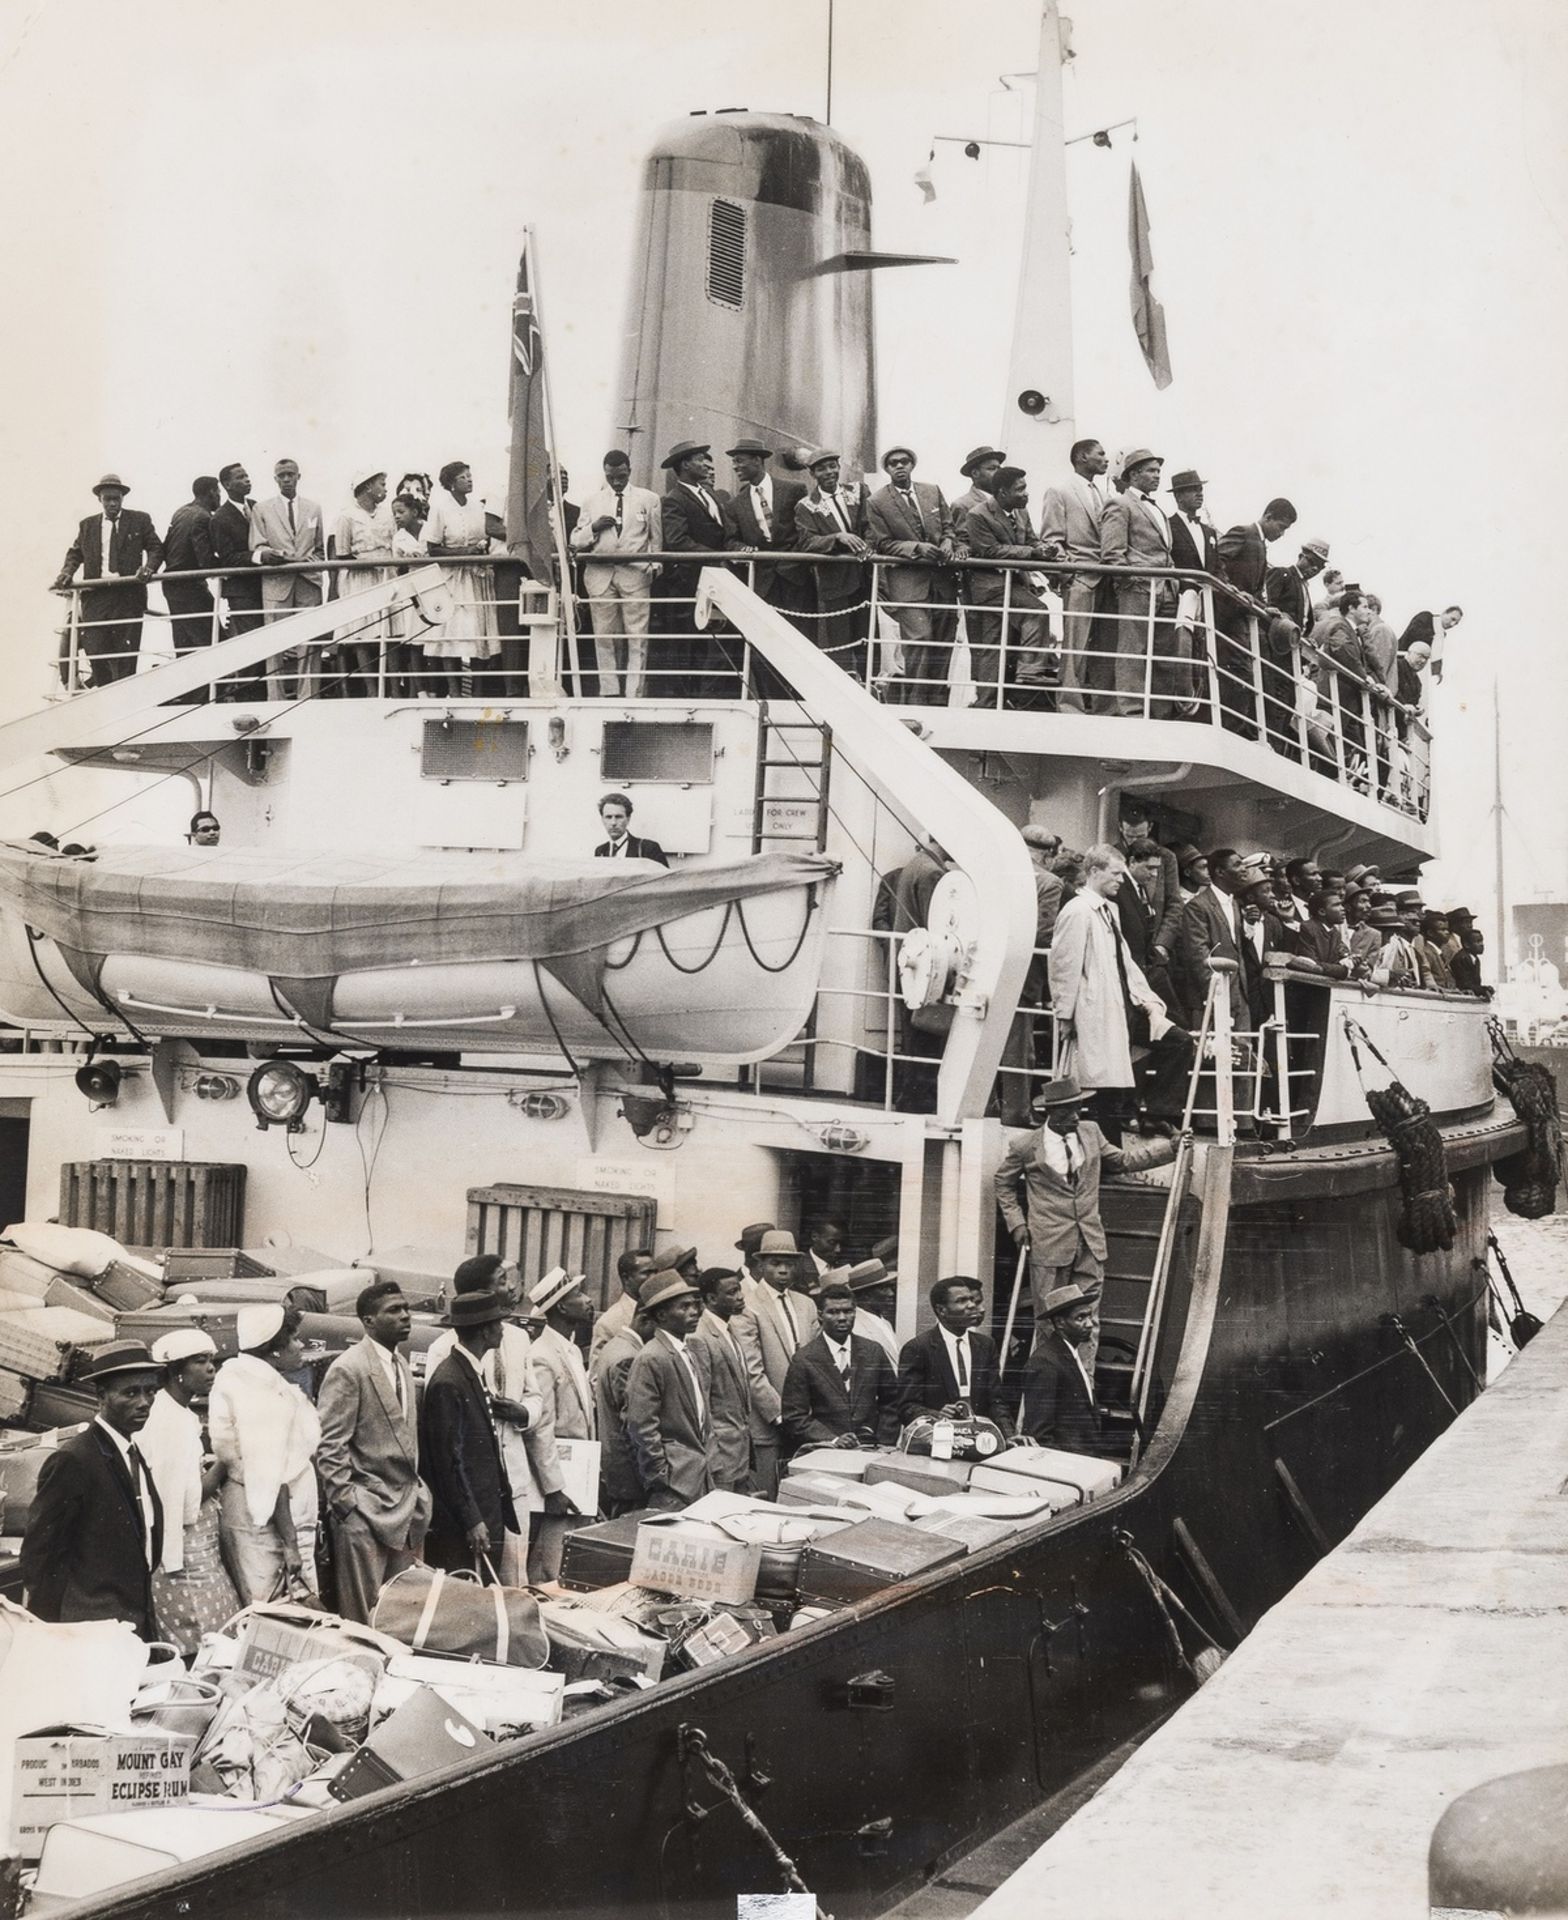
(506, 243, 553, 582)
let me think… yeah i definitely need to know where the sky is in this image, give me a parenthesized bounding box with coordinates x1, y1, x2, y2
(1, 0, 1565, 925)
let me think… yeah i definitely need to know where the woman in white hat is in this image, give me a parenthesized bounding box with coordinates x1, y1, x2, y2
(329, 468, 397, 689)
(208, 1305, 323, 1604)
(139, 1330, 241, 1654)
(421, 459, 501, 692)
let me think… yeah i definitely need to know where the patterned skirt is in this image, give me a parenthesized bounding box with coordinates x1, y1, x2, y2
(152, 1499, 242, 1658)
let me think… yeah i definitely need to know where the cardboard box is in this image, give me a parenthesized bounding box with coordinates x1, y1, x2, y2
(629, 1519, 762, 1605)
(11, 1725, 194, 1859)
(233, 1607, 396, 1688)
(554, 1438, 602, 1517)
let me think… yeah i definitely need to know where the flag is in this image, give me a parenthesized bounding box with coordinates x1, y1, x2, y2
(506, 241, 554, 581)
(1128, 162, 1173, 390)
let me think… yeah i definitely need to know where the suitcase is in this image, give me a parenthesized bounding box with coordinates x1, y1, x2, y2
(92, 1259, 164, 1312)
(44, 1276, 117, 1325)
(863, 1456, 974, 1498)
(558, 1511, 657, 1592)
(26, 1380, 97, 1429)
(909, 1508, 1019, 1554)
(797, 1516, 968, 1606)
(0, 1307, 115, 1383)
(117, 1302, 247, 1359)
(970, 1446, 1121, 1505)
(783, 1447, 873, 1481)
(917, 1485, 1068, 1523)
(777, 1472, 878, 1512)
(0, 1426, 89, 1533)
(0, 1366, 29, 1423)
(328, 1688, 488, 1803)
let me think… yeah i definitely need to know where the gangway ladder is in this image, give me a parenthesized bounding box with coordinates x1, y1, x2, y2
(748, 702, 833, 1093)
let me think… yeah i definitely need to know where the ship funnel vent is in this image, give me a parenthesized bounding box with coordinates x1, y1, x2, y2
(706, 198, 747, 310)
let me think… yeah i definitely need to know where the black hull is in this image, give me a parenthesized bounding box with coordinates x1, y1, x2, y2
(71, 1117, 1522, 1920)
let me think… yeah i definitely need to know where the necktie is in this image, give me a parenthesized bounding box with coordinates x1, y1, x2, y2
(126, 1443, 154, 1564)
(952, 1335, 969, 1394)
(778, 1290, 798, 1351)
(698, 487, 719, 523)
(828, 492, 849, 534)
(614, 492, 624, 532)
(836, 1344, 851, 1384)
(1010, 510, 1026, 540)
(902, 487, 926, 539)
(393, 1359, 406, 1418)
(287, 499, 296, 536)
(753, 485, 772, 540)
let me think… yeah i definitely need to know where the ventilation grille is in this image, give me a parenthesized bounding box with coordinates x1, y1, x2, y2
(706, 198, 747, 309)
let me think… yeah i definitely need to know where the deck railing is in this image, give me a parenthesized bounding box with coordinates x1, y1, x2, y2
(52, 551, 1431, 820)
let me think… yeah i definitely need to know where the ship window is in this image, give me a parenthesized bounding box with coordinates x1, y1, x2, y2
(420, 719, 530, 782)
(601, 721, 714, 784)
(706, 199, 747, 309)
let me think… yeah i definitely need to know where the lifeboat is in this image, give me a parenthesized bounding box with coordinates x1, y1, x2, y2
(0, 842, 839, 1062)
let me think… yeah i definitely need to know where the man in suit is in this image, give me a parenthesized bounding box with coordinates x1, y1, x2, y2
(960, 465, 1054, 708)
(1398, 604, 1462, 683)
(896, 1276, 998, 1424)
(52, 473, 166, 687)
(1312, 588, 1376, 780)
(570, 450, 664, 697)
(624, 1274, 714, 1510)
(211, 461, 266, 700)
(418, 1287, 516, 1581)
(659, 440, 732, 695)
(725, 440, 809, 621)
(844, 1259, 902, 1364)
(593, 792, 669, 867)
(20, 1341, 165, 1638)
(1237, 874, 1289, 1027)
(1113, 798, 1183, 973)
(1171, 845, 1251, 1031)
(995, 1076, 1174, 1319)
(590, 1245, 656, 1371)
(1100, 449, 1178, 717)
(161, 476, 222, 668)
(1040, 437, 1113, 713)
(315, 1281, 430, 1622)
(593, 1305, 650, 1518)
(867, 446, 962, 705)
(523, 1267, 598, 1580)
(1263, 537, 1329, 757)
(736, 1229, 820, 1496)
(1291, 889, 1355, 979)
(691, 1266, 756, 1492)
(781, 1281, 899, 1452)
(1116, 838, 1175, 1005)
(794, 449, 871, 681)
(250, 458, 326, 700)
(1215, 496, 1298, 737)
(1166, 468, 1217, 716)
(1019, 1284, 1112, 1456)
(950, 445, 1006, 535)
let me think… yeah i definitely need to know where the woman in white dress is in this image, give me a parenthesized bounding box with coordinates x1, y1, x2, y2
(388, 491, 429, 696)
(329, 468, 397, 691)
(209, 1304, 322, 1604)
(139, 1328, 241, 1654)
(423, 459, 500, 692)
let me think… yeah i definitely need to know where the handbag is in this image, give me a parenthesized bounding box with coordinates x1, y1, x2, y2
(372, 1562, 549, 1669)
(899, 1406, 1007, 1463)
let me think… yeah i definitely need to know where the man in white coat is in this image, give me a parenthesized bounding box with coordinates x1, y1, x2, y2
(524, 1266, 598, 1582)
(735, 1230, 819, 1497)
(1048, 845, 1194, 1142)
(1039, 437, 1112, 713)
(250, 457, 325, 700)
(570, 449, 663, 697)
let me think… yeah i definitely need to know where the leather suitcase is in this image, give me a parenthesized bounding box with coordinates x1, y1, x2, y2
(0, 1425, 89, 1533)
(778, 1472, 876, 1512)
(864, 1456, 974, 1498)
(970, 1446, 1120, 1505)
(558, 1511, 657, 1592)
(797, 1517, 968, 1606)
(26, 1381, 96, 1429)
(783, 1447, 873, 1481)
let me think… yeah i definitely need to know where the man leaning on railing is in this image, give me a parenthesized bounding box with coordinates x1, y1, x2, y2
(51, 472, 165, 687)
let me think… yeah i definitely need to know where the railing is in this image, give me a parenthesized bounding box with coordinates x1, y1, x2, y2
(51, 550, 1431, 820)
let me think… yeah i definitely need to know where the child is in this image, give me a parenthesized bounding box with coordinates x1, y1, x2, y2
(389, 492, 428, 695)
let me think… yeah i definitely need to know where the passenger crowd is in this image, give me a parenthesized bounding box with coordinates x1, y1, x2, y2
(52, 446, 1458, 770)
(19, 1226, 1133, 1645)
(876, 793, 1488, 1129)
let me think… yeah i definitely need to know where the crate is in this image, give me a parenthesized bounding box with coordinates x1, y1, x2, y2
(60, 1163, 246, 1250)
(465, 1183, 656, 1313)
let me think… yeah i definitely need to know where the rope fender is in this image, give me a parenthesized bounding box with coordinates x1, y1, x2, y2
(1488, 1021, 1565, 1220)
(1342, 1014, 1457, 1254)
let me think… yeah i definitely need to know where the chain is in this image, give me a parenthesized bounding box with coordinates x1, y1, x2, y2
(677, 1726, 830, 1918)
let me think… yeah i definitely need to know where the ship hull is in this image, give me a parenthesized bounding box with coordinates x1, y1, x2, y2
(63, 1116, 1519, 1920)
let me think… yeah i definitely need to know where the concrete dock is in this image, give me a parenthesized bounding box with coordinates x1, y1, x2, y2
(971, 1247, 1568, 1920)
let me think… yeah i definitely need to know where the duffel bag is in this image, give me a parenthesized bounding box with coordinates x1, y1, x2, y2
(372, 1563, 548, 1669)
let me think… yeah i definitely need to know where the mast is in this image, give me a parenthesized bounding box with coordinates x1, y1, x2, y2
(1001, 1, 1076, 473)
(1493, 674, 1506, 966)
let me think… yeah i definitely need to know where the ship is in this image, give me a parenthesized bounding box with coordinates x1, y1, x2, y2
(0, 6, 1544, 1916)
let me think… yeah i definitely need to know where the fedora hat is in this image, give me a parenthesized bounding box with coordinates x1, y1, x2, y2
(661, 440, 710, 470)
(446, 1287, 508, 1329)
(641, 1273, 699, 1315)
(1119, 447, 1162, 477)
(91, 473, 131, 496)
(80, 1339, 160, 1383)
(652, 1244, 697, 1274)
(529, 1266, 586, 1314)
(845, 1258, 895, 1293)
(725, 438, 772, 457)
(757, 1230, 800, 1257)
(960, 444, 1007, 477)
(735, 1222, 776, 1254)
(1041, 1283, 1093, 1317)
(1167, 469, 1206, 491)
(1031, 1076, 1084, 1109)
